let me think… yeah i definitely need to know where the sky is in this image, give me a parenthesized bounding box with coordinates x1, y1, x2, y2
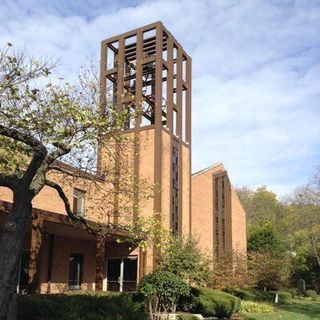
(0, 0, 319, 196)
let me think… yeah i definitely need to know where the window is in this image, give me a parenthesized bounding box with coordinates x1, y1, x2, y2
(214, 177, 219, 256)
(221, 176, 226, 250)
(68, 254, 83, 290)
(73, 189, 85, 216)
(172, 147, 179, 236)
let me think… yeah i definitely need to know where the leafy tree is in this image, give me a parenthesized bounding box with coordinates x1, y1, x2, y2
(285, 176, 320, 291)
(247, 223, 285, 256)
(236, 186, 287, 228)
(0, 45, 152, 319)
(291, 252, 320, 292)
(237, 167, 320, 292)
(248, 251, 291, 290)
(158, 235, 211, 286)
(208, 252, 256, 291)
(138, 270, 189, 319)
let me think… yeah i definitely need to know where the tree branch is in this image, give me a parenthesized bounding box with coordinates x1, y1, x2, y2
(0, 174, 19, 190)
(44, 179, 98, 236)
(29, 146, 71, 195)
(0, 124, 45, 153)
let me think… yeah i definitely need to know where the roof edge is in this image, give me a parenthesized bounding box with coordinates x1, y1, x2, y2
(192, 162, 224, 177)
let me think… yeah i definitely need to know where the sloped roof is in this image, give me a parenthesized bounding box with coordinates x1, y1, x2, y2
(192, 162, 224, 177)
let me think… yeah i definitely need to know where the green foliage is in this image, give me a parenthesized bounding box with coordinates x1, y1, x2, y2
(17, 292, 145, 320)
(241, 301, 274, 313)
(269, 291, 292, 303)
(285, 287, 298, 297)
(179, 287, 240, 318)
(158, 235, 211, 286)
(237, 170, 320, 293)
(177, 315, 199, 320)
(248, 251, 291, 290)
(208, 252, 256, 290)
(230, 288, 259, 301)
(248, 223, 285, 256)
(138, 270, 189, 317)
(305, 290, 317, 298)
(230, 288, 292, 304)
(237, 186, 285, 227)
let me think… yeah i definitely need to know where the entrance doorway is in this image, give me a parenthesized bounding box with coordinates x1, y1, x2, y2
(106, 256, 137, 292)
(68, 254, 83, 290)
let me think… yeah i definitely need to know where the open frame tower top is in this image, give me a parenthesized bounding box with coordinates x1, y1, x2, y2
(100, 21, 191, 145)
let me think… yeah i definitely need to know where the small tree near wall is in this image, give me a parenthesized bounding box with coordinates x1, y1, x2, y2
(138, 270, 189, 320)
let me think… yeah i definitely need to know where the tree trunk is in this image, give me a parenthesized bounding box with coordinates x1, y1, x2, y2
(0, 190, 33, 320)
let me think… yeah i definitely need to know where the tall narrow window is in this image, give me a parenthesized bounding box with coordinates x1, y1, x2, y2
(214, 177, 219, 256)
(73, 189, 85, 216)
(68, 254, 83, 290)
(221, 176, 226, 250)
(172, 147, 179, 236)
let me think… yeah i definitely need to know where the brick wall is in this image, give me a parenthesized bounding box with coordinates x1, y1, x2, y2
(191, 164, 247, 257)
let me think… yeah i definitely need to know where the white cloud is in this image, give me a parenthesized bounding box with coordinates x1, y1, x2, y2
(0, 0, 319, 196)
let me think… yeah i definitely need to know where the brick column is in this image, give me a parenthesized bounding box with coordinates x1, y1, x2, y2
(28, 213, 43, 293)
(95, 235, 106, 291)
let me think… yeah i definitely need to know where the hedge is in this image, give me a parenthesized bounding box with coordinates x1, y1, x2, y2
(230, 288, 292, 304)
(305, 290, 318, 298)
(179, 287, 241, 318)
(177, 315, 200, 320)
(17, 292, 145, 320)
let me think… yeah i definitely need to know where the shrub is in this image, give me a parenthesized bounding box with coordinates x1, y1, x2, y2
(230, 288, 292, 304)
(228, 289, 257, 301)
(159, 235, 211, 286)
(241, 301, 274, 313)
(269, 290, 292, 303)
(285, 288, 298, 297)
(230, 288, 271, 302)
(177, 315, 200, 320)
(138, 270, 189, 319)
(18, 292, 145, 320)
(305, 289, 318, 298)
(179, 287, 240, 318)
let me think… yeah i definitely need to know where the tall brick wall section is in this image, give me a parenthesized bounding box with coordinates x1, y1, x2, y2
(191, 164, 247, 257)
(182, 144, 191, 235)
(191, 170, 214, 254)
(230, 187, 247, 254)
(161, 131, 171, 231)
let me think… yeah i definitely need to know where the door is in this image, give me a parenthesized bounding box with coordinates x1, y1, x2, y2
(107, 258, 121, 291)
(107, 256, 137, 292)
(123, 257, 138, 291)
(68, 254, 83, 290)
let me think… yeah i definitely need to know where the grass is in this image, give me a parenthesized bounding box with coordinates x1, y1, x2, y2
(239, 298, 320, 320)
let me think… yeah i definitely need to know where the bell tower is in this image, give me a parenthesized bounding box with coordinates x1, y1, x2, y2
(99, 21, 192, 271)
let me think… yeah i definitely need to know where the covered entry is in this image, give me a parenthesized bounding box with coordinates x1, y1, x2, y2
(106, 256, 137, 292)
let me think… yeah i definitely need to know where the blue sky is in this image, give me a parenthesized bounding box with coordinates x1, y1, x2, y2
(0, 0, 319, 196)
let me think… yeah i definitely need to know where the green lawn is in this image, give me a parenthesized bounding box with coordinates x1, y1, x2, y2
(240, 299, 320, 320)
